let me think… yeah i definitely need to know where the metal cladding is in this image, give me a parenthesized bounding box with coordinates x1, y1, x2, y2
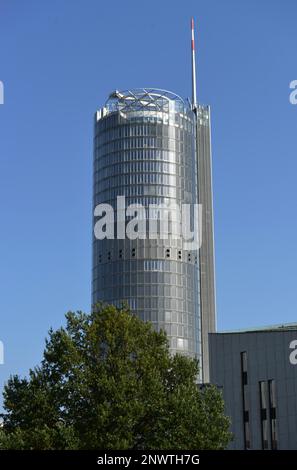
(195, 104, 216, 382)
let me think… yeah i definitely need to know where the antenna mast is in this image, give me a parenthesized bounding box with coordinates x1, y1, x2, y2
(191, 17, 197, 110)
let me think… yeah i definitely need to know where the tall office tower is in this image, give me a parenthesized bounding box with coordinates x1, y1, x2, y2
(92, 20, 216, 381)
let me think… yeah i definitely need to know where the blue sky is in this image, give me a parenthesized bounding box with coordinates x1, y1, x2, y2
(0, 0, 296, 395)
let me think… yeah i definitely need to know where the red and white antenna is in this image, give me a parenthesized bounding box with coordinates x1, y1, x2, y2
(191, 17, 197, 110)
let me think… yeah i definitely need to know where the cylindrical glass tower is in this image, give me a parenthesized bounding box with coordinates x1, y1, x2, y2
(92, 88, 201, 362)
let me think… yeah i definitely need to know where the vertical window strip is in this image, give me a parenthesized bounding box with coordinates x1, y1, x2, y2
(268, 379, 278, 450)
(241, 351, 251, 449)
(259, 381, 269, 450)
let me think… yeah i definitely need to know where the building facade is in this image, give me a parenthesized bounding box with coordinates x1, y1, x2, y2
(209, 325, 297, 449)
(92, 88, 216, 380)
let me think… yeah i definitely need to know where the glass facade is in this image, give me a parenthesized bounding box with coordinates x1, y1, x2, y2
(92, 89, 201, 364)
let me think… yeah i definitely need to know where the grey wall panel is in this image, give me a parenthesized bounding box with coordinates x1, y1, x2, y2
(210, 329, 297, 449)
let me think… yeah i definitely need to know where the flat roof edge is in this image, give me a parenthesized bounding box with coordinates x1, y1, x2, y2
(210, 323, 297, 335)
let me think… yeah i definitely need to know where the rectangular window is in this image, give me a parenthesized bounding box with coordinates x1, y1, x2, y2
(144, 260, 164, 271)
(259, 381, 269, 450)
(177, 338, 188, 350)
(268, 380, 277, 450)
(165, 311, 171, 322)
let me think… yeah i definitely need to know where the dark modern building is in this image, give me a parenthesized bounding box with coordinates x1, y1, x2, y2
(209, 325, 297, 449)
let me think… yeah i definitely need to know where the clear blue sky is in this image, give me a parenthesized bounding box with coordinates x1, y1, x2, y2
(0, 0, 297, 396)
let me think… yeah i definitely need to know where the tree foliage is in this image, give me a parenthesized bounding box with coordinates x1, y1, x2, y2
(0, 304, 231, 449)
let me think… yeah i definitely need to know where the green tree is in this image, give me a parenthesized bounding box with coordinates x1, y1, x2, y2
(0, 304, 231, 449)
